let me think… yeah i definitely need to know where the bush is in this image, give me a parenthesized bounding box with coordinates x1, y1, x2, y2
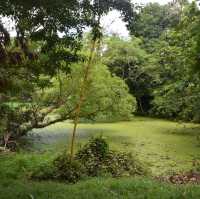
(30, 161, 55, 180)
(31, 154, 86, 183)
(77, 136, 109, 160)
(31, 137, 147, 183)
(104, 151, 147, 177)
(76, 137, 109, 176)
(53, 154, 86, 183)
(76, 137, 147, 177)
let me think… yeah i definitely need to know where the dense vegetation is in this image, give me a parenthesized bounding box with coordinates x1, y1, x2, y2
(1, 0, 200, 148)
(1, 0, 200, 198)
(103, 1, 200, 121)
(0, 0, 135, 149)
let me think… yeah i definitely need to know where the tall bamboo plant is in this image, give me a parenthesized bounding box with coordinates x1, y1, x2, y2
(68, 0, 134, 160)
(69, 22, 102, 160)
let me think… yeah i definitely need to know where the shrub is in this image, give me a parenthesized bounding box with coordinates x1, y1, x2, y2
(53, 154, 86, 183)
(104, 151, 148, 177)
(31, 154, 86, 183)
(76, 137, 109, 176)
(77, 136, 109, 160)
(76, 137, 148, 177)
(30, 161, 55, 180)
(31, 137, 148, 183)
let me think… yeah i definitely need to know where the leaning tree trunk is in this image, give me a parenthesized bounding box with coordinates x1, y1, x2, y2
(69, 38, 98, 160)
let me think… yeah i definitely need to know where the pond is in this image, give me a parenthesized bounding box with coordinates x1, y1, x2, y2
(27, 117, 200, 174)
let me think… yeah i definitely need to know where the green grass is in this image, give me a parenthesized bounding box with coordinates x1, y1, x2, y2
(1, 177, 200, 199)
(1, 117, 200, 199)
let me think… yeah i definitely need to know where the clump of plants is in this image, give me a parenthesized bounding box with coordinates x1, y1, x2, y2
(53, 154, 86, 183)
(30, 161, 55, 181)
(76, 137, 147, 177)
(30, 156, 86, 183)
(31, 136, 148, 183)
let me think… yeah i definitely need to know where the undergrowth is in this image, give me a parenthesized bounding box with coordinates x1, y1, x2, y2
(30, 137, 148, 183)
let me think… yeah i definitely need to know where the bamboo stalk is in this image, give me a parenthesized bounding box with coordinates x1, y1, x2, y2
(69, 38, 98, 160)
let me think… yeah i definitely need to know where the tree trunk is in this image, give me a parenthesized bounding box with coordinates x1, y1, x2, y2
(138, 98, 144, 114)
(69, 39, 98, 160)
(57, 68, 63, 99)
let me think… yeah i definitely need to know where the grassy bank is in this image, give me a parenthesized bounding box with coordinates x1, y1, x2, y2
(1, 117, 200, 198)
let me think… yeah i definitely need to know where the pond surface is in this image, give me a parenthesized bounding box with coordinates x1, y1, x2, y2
(28, 117, 200, 174)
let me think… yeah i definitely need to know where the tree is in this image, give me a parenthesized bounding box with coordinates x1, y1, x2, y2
(67, 0, 135, 159)
(57, 63, 136, 122)
(103, 36, 155, 114)
(129, 1, 186, 40)
(0, 44, 136, 150)
(0, 0, 136, 151)
(149, 2, 200, 121)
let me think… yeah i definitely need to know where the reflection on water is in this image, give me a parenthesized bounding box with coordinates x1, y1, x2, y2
(23, 126, 108, 152)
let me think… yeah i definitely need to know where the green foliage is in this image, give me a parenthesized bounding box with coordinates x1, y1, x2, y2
(76, 137, 110, 176)
(0, 0, 135, 145)
(54, 63, 136, 122)
(30, 154, 86, 183)
(30, 161, 55, 181)
(148, 2, 200, 122)
(104, 151, 148, 177)
(77, 137, 109, 160)
(76, 137, 147, 177)
(0, 41, 136, 146)
(31, 136, 147, 183)
(3, 0, 200, 197)
(53, 154, 86, 183)
(129, 2, 184, 39)
(103, 36, 155, 114)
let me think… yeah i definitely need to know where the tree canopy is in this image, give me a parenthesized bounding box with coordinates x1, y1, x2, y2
(1, 0, 200, 150)
(0, 0, 135, 148)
